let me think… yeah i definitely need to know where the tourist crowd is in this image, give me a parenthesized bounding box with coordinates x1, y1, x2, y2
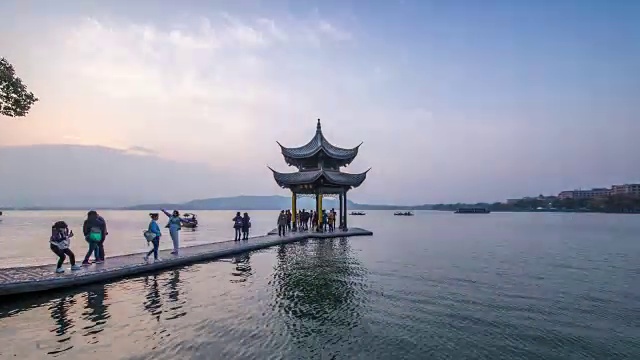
(48, 207, 339, 274)
(276, 208, 339, 236)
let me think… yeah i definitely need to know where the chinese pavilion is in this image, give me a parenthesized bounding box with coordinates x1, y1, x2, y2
(269, 119, 369, 231)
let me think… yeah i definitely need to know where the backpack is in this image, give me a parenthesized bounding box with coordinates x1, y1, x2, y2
(88, 226, 102, 242)
(50, 222, 71, 249)
(234, 216, 243, 228)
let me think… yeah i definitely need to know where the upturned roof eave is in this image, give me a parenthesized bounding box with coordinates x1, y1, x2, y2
(277, 133, 361, 161)
(269, 168, 369, 188)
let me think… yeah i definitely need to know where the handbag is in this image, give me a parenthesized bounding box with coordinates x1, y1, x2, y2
(143, 230, 156, 242)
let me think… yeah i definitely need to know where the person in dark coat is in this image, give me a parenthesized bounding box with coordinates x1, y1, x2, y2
(233, 212, 243, 241)
(82, 210, 107, 265)
(95, 212, 108, 261)
(241, 212, 251, 240)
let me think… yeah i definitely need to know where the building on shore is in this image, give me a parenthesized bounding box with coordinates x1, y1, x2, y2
(557, 184, 640, 200)
(558, 188, 611, 200)
(611, 184, 640, 197)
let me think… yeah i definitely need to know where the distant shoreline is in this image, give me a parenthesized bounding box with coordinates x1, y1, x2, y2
(432, 209, 640, 215)
(2, 194, 638, 214)
(1, 208, 638, 214)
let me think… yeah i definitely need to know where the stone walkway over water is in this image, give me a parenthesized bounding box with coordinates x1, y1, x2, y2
(0, 228, 373, 297)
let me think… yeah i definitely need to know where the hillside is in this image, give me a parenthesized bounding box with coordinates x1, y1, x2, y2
(124, 195, 425, 211)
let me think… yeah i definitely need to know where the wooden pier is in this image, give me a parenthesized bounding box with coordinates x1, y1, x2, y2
(0, 228, 373, 297)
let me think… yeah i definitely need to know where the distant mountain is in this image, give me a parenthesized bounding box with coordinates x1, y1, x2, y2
(123, 195, 428, 211)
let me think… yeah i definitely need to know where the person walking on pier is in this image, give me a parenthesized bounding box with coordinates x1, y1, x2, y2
(144, 213, 162, 262)
(82, 210, 107, 265)
(286, 210, 292, 232)
(242, 212, 251, 240)
(50, 221, 82, 273)
(233, 212, 243, 241)
(161, 209, 186, 255)
(277, 210, 287, 236)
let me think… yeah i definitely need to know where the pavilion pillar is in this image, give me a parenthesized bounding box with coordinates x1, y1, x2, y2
(291, 191, 297, 231)
(317, 194, 323, 232)
(314, 193, 319, 232)
(339, 193, 344, 230)
(343, 191, 348, 231)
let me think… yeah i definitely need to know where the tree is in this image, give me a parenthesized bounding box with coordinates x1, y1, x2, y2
(0, 57, 38, 117)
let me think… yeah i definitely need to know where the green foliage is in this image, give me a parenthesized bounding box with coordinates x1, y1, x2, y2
(0, 57, 38, 117)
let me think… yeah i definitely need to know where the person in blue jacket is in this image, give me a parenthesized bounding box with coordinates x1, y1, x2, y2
(144, 213, 162, 262)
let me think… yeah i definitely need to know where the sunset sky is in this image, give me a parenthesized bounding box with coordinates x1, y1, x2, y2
(1, 0, 639, 206)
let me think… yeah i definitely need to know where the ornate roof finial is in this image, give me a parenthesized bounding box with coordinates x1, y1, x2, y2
(316, 118, 321, 132)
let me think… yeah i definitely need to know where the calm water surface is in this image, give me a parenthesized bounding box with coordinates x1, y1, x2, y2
(0, 211, 639, 359)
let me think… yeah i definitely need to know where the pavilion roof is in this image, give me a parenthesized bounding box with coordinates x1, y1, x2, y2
(277, 119, 361, 162)
(268, 167, 370, 189)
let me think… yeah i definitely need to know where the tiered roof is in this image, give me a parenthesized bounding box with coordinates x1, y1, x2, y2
(278, 119, 361, 169)
(269, 168, 370, 188)
(270, 119, 368, 190)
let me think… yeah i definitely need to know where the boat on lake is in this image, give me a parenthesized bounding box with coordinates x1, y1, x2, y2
(350, 211, 366, 216)
(394, 211, 414, 216)
(454, 208, 491, 214)
(181, 213, 198, 228)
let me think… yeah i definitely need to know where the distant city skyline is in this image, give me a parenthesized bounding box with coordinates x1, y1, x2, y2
(1, 0, 639, 205)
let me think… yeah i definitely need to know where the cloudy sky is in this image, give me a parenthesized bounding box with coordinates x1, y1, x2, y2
(1, 0, 639, 206)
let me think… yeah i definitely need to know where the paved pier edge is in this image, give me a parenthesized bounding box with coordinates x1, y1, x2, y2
(0, 228, 372, 297)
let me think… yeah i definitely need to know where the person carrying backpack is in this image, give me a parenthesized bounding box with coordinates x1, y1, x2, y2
(82, 210, 107, 265)
(50, 221, 82, 273)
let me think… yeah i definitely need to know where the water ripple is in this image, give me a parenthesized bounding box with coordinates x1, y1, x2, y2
(2, 212, 640, 359)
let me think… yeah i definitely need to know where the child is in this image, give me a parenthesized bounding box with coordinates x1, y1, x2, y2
(50, 221, 82, 273)
(144, 213, 162, 262)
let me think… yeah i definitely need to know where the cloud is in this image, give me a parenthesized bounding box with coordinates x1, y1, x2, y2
(0, 10, 392, 200)
(317, 20, 352, 41)
(1, 12, 369, 155)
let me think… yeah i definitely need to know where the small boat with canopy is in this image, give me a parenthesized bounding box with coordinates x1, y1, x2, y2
(181, 213, 199, 228)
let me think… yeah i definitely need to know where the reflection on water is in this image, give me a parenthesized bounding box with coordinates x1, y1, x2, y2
(47, 296, 76, 355)
(271, 237, 369, 358)
(3, 211, 640, 359)
(82, 286, 110, 341)
(0, 239, 371, 359)
(144, 276, 163, 322)
(164, 270, 187, 321)
(231, 253, 252, 283)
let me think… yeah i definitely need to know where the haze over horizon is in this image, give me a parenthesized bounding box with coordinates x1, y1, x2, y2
(1, 0, 639, 207)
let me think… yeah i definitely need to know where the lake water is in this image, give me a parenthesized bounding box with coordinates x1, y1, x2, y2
(0, 210, 639, 359)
